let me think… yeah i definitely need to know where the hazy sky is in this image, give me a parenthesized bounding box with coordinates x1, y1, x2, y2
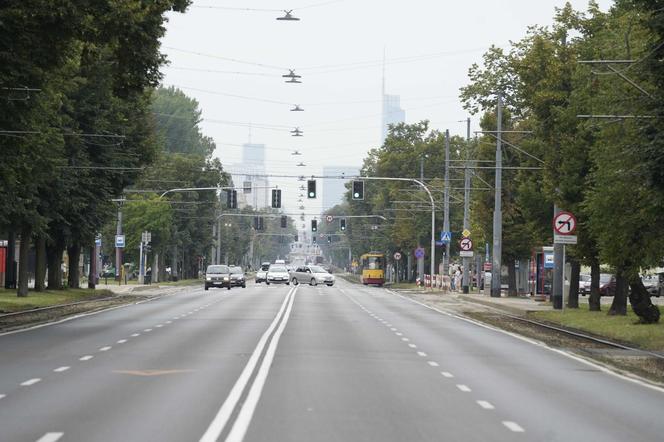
(160, 0, 613, 215)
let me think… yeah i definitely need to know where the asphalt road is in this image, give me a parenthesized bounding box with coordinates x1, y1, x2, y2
(1, 278, 663, 442)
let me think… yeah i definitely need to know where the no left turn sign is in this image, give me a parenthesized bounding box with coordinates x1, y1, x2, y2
(393, 252, 402, 261)
(326, 215, 334, 223)
(459, 238, 473, 251)
(553, 211, 577, 235)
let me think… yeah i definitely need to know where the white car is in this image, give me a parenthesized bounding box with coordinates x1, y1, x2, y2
(266, 265, 290, 285)
(290, 265, 335, 286)
(255, 262, 270, 284)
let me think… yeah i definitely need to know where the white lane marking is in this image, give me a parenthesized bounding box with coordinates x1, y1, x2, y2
(79, 355, 93, 361)
(390, 327, 397, 331)
(117, 339, 127, 344)
(131, 333, 140, 337)
(35, 433, 64, 442)
(401, 337, 410, 342)
(408, 344, 418, 348)
(224, 286, 297, 442)
(20, 378, 41, 386)
(417, 351, 427, 357)
(0, 394, 5, 400)
(457, 384, 472, 392)
(477, 400, 495, 410)
(166, 321, 173, 324)
(395, 332, 403, 336)
(53, 366, 70, 373)
(155, 324, 164, 328)
(428, 361, 439, 367)
(385, 289, 664, 395)
(199, 286, 297, 442)
(503, 421, 525, 432)
(144, 328, 152, 332)
(99, 346, 112, 352)
(441, 371, 454, 378)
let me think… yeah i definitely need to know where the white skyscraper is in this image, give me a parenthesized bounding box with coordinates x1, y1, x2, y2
(381, 54, 406, 144)
(235, 143, 269, 209)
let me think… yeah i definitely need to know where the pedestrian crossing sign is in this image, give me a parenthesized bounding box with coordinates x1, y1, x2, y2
(440, 231, 452, 243)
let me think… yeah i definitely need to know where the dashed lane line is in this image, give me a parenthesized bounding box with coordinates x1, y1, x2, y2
(79, 355, 93, 361)
(428, 361, 440, 367)
(99, 346, 112, 352)
(441, 371, 454, 378)
(457, 384, 472, 392)
(416, 351, 428, 357)
(131, 333, 140, 337)
(0, 394, 5, 400)
(20, 378, 41, 386)
(408, 344, 418, 348)
(35, 433, 64, 442)
(117, 339, 127, 344)
(477, 400, 495, 410)
(503, 421, 525, 433)
(53, 366, 70, 373)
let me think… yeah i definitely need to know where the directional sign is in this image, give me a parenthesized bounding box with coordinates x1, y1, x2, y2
(462, 229, 471, 238)
(460, 250, 474, 257)
(553, 211, 577, 235)
(554, 234, 578, 244)
(393, 252, 402, 261)
(459, 237, 473, 251)
(115, 235, 125, 248)
(414, 247, 425, 259)
(440, 231, 452, 243)
(326, 215, 334, 223)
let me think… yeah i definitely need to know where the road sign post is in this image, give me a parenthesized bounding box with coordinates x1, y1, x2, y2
(552, 210, 577, 310)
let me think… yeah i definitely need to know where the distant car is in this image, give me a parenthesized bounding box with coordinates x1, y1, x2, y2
(205, 265, 231, 291)
(255, 262, 270, 284)
(599, 273, 615, 296)
(642, 275, 659, 297)
(266, 264, 290, 285)
(290, 265, 335, 286)
(579, 274, 591, 296)
(230, 266, 246, 288)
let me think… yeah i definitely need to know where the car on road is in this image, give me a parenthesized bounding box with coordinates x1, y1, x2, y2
(642, 275, 659, 297)
(230, 266, 246, 288)
(579, 273, 591, 296)
(290, 265, 335, 286)
(205, 265, 231, 291)
(255, 262, 270, 284)
(266, 264, 290, 285)
(599, 273, 615, 296)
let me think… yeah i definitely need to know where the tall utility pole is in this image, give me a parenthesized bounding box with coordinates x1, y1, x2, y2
(115, 202, 123, 281)
(552, 204, 564, 309)
(443, 130, 451, 277)
(491, 95, 503, 297)
(462, 117, 471, 294)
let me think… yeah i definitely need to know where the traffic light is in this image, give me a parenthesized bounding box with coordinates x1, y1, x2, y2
(327, 235, 332, 244)
(227, 190, 238, 209)
(311, 219, 317, 232)
(271, 189, 282, 208)
(352, 180, 364, 200)
(312, 236, 317, 244)
(281, 215, 287, 228)
(340, 218, 346, 231)
(307, 179, 317, 198)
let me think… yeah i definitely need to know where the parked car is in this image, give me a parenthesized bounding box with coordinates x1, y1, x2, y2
(266, 264, 290, 285)
(230, 266, 246, 288)
(599, 273, 615, 296)
(290, 265, 335, 286)
(255, 262, 271, 284)
(641, 275, 659, 297)
(579, 274, 591, 296)
(205, 265, 231, 291)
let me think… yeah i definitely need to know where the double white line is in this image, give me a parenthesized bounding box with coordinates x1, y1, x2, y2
(200, 285, 298, 442)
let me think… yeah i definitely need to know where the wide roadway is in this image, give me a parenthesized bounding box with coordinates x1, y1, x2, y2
(0, 279, 663, 442)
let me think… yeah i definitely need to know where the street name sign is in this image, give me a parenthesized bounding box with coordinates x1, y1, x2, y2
(554, 234, 578, 244)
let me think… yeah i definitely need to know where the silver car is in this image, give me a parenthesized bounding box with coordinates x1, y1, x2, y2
(266, 265, 290, 285)
(290, 265, 335, 286)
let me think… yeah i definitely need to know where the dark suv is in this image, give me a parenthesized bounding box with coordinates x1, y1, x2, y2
(205, 265, 232, 291)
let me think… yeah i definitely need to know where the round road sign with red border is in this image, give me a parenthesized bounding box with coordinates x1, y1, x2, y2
(326, 215, 334, 223)
(459, 238, 473, 251)
(553, 211, 577, 235)
(393, 252, 402, 261)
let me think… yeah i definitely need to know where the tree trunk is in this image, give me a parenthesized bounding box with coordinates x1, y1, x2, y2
(67, 244, 81, 289)
(629, 276, 660, 324)
(88, 245, 96, 289)
(47, 244, 64, 289)
(608, 268, 628, 316)
(567, 259, 580, 309)
(34, 235, 47, 292)
(589, 260, 601, 311)
(171, 245, 178, 281)
(153, 252, 159, 284)
(17, 224, 31, 297)
(507, 259, 517, 297)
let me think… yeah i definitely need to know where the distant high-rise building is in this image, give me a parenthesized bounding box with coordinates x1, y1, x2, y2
(382, 94, 405, 144)
(322, 166, 359, 211)
(233, 143, 269, 209)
